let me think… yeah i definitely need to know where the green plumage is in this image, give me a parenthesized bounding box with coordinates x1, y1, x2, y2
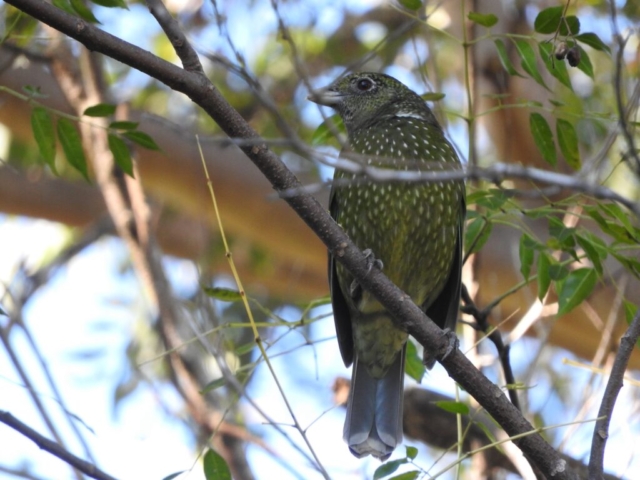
(309, 72, 465, 460)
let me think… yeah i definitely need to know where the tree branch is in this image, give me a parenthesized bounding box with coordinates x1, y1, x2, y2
(588, 309, 640, 479)
(0, 410, 117, 480)
(2, 0, 580, 476)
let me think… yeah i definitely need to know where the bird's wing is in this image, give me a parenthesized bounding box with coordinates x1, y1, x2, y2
(424, 197, 466, 331)
(329, 184, 354, 367)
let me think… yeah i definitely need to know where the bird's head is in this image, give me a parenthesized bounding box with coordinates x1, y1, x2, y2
(308, 72, 438, 134)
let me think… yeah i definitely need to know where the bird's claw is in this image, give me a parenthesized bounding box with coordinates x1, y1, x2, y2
(362, 248, 384, 274)
(348, 249, 382, 302)
(440, 328, 459, 361)
(423, 328, 459, 370)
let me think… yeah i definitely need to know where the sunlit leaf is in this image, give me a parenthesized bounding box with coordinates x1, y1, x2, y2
(374, 459, 406, 479)
(109, 121, 139, 130)
(465, 216, 493, 255)
(468, 12, 498, 28)
(534, 6, 563, 34)
(83, 103, 116, 117)
(529, 113, 557, 167)
(421, 92, 446, 101)
(389, 472, 420, 480)
(559, 16, 580, 36)
(405, 446, 418, 460)
(575, 46, 594, 78)
(311, 114, 344, 146)
(203, 449, 231, 480)
(398, 0, 422, 10)
(108, 134, 133, 177)
(514, 39, 548, 90)
(576, 32, 611, 54)
(57, 118, 89, 180)
(556, 119, 580, 169)
(494, 39, 522, 77)
(202, 287, 243, 302)
(537, 252, 551, 300)
(557, 268, 597, 315)
(123, 130, 161, 150)
(31, 107, 57, 171)
(519, 234, 535, 280)
(69, 0, 100, 23)
(435, 400, 470, 415)
(575, 234, 604, 275)
(405, 340, 425, 382)
(89, 0, 127, 8)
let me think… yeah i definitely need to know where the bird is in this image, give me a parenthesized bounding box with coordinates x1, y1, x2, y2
(308, 72, 466, 460)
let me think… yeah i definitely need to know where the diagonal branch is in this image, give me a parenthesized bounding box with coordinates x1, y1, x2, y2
(3, 0, 579, 477)
(0, 411, 117, 480)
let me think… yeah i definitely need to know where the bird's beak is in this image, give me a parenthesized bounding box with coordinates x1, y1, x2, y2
(307, 88, 343, 106)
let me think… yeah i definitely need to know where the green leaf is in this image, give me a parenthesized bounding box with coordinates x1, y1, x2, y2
(235, 342, 256, 356)
(57, 118, 89, 180)
(514, 39, 548, 90)
(122, 130, 160, 150)
(575, 46, 594, 78)
(202, 287, 242, 302)
(200, 377, 226, 394)
(612, 252, 640, 279)
(83, 103, 116, 117)
(405, 446, 418, 460)
(109, 121, 138, 130)
(465, 216, 493, 255)
(471, 188, 509, 209)
(519, 234, 535, 280)
(529, 113, 557, 167)
(389, 472, 420, 480)
(548, 261, 569, 281)
(559, 16, 580, 36)
(421, 92, 446, 101)
(52, 0, 75, 15)
(31, 107, 57, 170)
(468, 12, 498, 28)
(311, 114, 344, 146)
(576, 32, 611, 54)
(405, 340, 425, 383)
(107, 134, 133, 177)
(203, 449, 231, 480)
(537, 252, 551, 300)
(556, 119, 580, 169)
(494, 39, 522, 77)
(69, 0, 100, 23)
(374, 459, 406, 479)
(398, 0, 422, 10)
(539, 42, 573, 90)
(575, 234, 604, 275)
(162, 472, 185, 480)
(534, 6, 563, 34)
(435, 400, 470, 415)
(557, 268, 597, 315)
(599, 203, 637, 239)
(623, 300, 638, 325)
(89, 0, 127, 8)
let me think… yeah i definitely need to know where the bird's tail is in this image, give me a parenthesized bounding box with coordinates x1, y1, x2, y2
(343, 346, 405, 460)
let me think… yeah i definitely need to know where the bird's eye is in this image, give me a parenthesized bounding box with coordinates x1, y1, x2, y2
(356, 78, 374, 91)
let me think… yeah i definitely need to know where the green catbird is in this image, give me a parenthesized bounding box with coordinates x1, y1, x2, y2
(309, 72, 466, 460)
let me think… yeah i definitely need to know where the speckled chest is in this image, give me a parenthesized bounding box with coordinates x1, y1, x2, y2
(332, 116, 463, 308)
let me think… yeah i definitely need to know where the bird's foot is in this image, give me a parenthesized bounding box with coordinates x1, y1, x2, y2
(349, 249, 383, 301)
(440, 328, 459, 361)
(423, 329, 459, 370)
(362, 248, 384, 273)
